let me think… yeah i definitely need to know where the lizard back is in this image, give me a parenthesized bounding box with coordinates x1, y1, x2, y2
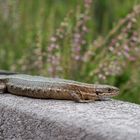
(6, 74, 98, 100)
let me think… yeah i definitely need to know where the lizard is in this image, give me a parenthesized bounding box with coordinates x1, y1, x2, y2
(0, 72, 119, 103)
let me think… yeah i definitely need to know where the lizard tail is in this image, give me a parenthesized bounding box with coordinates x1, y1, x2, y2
(0, 70, 18, 75)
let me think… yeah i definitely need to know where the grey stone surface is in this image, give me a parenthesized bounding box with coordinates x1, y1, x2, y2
(0, 94, 140, 140)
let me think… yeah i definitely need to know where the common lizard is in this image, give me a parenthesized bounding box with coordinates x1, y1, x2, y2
(0, 72, 119, 102)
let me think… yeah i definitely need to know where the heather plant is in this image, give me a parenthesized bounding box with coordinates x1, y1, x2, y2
(46, 13, 71, 77)
(15, 0, 93, 78)
(83, 5, 140, 83)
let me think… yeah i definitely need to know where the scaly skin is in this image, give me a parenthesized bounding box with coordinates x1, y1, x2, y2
(0, 73, 119, 102)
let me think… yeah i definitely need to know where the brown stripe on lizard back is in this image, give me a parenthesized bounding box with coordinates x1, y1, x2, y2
(6, 82, 76, 100)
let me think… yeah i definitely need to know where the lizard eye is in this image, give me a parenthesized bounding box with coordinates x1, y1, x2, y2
(96, 91, 102, 95)
(96, 92, 99, 95)
(108, 88, 111, 92)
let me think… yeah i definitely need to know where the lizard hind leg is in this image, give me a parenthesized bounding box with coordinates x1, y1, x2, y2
(0, 83, 6, 93)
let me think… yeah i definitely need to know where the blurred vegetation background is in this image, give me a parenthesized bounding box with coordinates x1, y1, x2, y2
(0, 0, 140, 104)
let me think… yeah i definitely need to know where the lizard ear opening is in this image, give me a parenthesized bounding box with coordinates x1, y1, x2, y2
(96, 91, 102, 95)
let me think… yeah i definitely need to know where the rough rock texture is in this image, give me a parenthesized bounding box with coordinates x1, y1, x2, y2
(0, 94, 140, 140)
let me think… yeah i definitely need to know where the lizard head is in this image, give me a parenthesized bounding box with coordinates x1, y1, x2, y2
(95, 84, 120, 97)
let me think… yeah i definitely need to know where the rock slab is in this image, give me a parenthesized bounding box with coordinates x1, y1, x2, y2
(0, 94, 140, 140)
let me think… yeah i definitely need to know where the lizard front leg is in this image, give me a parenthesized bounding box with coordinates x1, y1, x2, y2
(69, 91, 97, 103)
(0, 82, 6, 93)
